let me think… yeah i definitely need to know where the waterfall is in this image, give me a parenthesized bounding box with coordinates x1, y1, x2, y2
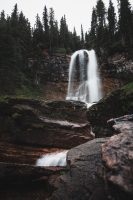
(66, 49, 102, 103)
(36, 151, 68, 167)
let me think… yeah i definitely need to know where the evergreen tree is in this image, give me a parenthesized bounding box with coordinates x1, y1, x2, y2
(96, 0, 107, 48)
(118, 0, 132, 46)
(96, 0, 106, 28)
(107, 0, 117, 41)
(53, 20, 59, 48)
(59, 15, 69, 49)
(88, 8, 97, 47)
(42, 6, 49, 48)
(72, 27, 81, 50)
(18, 12, 32, 65)
(32, 14, 44, 59)
(81, 24, 84, 48)
(49, 7, 55, 53)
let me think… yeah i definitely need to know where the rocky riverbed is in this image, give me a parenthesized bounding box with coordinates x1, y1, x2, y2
(0, 82, 132, 199)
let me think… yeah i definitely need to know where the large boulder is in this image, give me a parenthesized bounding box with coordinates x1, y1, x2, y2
(87, 82, 133, 137)
(102, 115, 133, 195)
(0, 98, 93, 148)
(49, 138, 108, 200)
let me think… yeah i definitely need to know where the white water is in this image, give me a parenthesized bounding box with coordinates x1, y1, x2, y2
(36, 151, 68, 167)
(66, 49, 102, 103)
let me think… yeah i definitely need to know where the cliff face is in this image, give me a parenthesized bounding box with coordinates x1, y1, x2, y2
(28, 53, 133, 101)
(29, 55, 70, 84)
(100, 53, 133, 95)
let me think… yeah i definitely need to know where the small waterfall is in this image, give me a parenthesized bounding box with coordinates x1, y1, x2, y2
(66, 49, 102, 104)
(36, 151, 68, 167)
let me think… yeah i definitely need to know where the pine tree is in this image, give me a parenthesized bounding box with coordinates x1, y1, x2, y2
(81, 24, 84, 48)
(88, 8, 97, 47)
(18, 11, 32, 66)
(96, 0, 107, 48)
(72, 27, 81, 50)
(107, 0, 116, 41)
(10, 3, 19, 31)
(42, 6, 49, 48)
(118, 0, 132, 46)
(53, 20, 59, 48)
(96, 0, 106, 28)
(33, 14, 44, 56)
(59, 15, 69, 49)
(49, 7, 55, 53)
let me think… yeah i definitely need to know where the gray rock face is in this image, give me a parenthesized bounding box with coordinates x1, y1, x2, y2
(102, 115, 133, 195)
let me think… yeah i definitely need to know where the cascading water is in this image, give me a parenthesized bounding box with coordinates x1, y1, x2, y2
(66, 49, 102, 104)
(36, 151, 68, 167)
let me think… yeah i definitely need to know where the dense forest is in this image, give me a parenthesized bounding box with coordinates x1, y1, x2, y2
(0, 0, 133, 95)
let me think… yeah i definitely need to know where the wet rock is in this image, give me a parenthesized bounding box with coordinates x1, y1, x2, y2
(102, 115, 133, 195)
(49, 138, 109, 200)
(0, 98, 93, 148)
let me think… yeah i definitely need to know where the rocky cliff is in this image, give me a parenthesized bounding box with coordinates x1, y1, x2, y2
(29, 53, 133, 101)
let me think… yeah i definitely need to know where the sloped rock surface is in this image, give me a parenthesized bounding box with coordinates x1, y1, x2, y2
(102, 115, 133, 195)
(49, 138, 109, 200)
(0, 98, 93, 148)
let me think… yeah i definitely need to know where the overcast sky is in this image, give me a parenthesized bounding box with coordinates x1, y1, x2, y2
(1, 0, 133, 34)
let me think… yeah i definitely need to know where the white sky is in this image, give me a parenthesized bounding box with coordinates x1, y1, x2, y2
(1, 0, 133, 35)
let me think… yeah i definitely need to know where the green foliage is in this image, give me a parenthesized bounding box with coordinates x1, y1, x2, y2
(15, 85, 43, 99)
(122, 82, 133, 95)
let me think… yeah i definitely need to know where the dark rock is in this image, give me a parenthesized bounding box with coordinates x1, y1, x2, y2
(49, 138, 108, 200)
(87, 82, 133, 137)
(101, 53, 133, 81)
(29, 55, 70, 84)
(0, 162, 65, 185)
(49, 137, 132, 200)
(0, 98, 93, 148)
(102, 114, 133, 195)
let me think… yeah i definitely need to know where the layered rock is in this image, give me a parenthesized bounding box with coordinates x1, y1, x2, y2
(0, 98, 93, 148)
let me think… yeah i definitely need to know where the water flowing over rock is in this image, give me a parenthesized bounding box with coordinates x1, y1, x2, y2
(36, 151, 68, 167)
(66, 49, 102, 103)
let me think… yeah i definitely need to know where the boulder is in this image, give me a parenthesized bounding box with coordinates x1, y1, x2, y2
(102, 115, 133, 195)
(49, 138, 109, 200)
(87, 82, 133, 137)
